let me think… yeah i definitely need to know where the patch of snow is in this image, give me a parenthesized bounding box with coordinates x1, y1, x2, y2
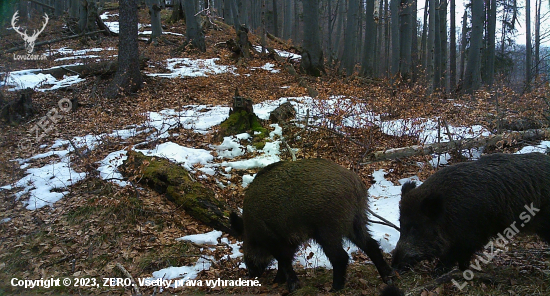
(147, 58, 236, 78)
(13, 161, 86, 210)
(135, 142, 213, 171)
(177, 230, 222, 245)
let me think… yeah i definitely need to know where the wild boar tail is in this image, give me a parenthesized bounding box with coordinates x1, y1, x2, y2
(229, 212, 244, 238)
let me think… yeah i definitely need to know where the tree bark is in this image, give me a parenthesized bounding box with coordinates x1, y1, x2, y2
(146, 0, 163, 43)
(484, 0, 497, 87)
(399, 0, 413, 78)
(360, 0, 376, 77)
(301, 0, 325, 76)
(105, 0, 143, 99)
(449, 0, 456, 91)
(459, 10, 467, 83)
(184, 0, 206, 51)
(426, 0, 435, 92)
(342, 0, 359, 76)
(390, 0, 400, 76)
(463, 0, 483, 94)
(525, 0, 532, 91)
(438, 0, 447, 91)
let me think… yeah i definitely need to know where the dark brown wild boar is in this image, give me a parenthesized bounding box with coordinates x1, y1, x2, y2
(392, 152, 550, 272)
(230, 158, 394, 292)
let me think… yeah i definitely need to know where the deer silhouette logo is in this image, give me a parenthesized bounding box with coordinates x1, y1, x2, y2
(11, 11, 49, 54)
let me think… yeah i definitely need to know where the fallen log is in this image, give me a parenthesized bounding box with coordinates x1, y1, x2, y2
(364, 127, 550, 163)
(5, 30, 108, 53)
(119, 150, 237, 236)
(32, 56, 149, 79)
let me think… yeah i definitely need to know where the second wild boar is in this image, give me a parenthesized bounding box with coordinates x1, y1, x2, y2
(230, 158, 393, 292)
(392, 152, 550, 272)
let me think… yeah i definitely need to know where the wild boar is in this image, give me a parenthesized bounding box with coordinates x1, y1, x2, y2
(230, 158, 394, 292)
(392, 152, 550, 272)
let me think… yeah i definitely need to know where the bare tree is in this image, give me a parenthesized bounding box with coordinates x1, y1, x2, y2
(449, 0, 457, 91)
(146, 0, 163, 43)
(301, 0, 325, 76)
(342, 0, 359, 75)
(106, 0, 143, 99)
(463, 0, 484, 93)
(360, 0, 376, 77)
(525, 0, 532, 91)
(184, 0, 206, 51)
(399, 0, 413, 78)
(485, 0, 497, 87)
(390, 0, 400, 76)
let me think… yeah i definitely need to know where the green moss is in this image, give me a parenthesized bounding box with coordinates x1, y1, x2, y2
(121, 151, 232, 232)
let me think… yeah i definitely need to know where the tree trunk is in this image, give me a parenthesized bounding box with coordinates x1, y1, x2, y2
(534, 0, 540, 78)
(69, 0, 79, 18)
(360, 0, 376, 77)
(426, 0, 435, 92)
(146, 0, 163, 43)
(224, 0, 233, 26)
(283, 0, 292, 39)
(459, 10, 467, 83)
(463, 0, 483, 94)
(438, 0, 447, 91)
(170, 0, 185, 23)
(301, 0, 325, 76)
(105, 0, 143, 99)
(399, 0, 412, 78)
(184, 0, 206, 51)
(485, 0, 496, 87)
(390, 0, 400, 76)
(410, 0, 418, 79)
(525, 0, 531, 91)
(342, 0, 359, 75)
(272, 0, 278, 36)
(449, 0, 456, 91)
(420, 0, 428, 67)
(433, 0, 441, 90)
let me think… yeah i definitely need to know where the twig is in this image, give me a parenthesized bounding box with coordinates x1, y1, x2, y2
(115, 263, 142, 296)
(367, 209, 400, 231)
(281, 138, 296, 161)
(308, 125, 368, 149)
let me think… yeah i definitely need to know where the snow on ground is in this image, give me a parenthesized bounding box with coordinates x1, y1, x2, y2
(253, 46, 301, 61)
(0, 67, 86, 91)
(3, 59, 550, 285)
(146, 58, 237, 78)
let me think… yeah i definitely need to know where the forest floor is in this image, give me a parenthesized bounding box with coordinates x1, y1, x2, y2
(0, 5, 549, 296)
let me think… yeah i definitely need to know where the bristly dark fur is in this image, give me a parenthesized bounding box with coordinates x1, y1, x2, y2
(380, 285, 405, 296)
(237, 158, 394, 292)
(393, 153, 550, 272)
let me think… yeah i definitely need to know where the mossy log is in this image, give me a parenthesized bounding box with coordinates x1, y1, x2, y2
(120, 150, 236, 236)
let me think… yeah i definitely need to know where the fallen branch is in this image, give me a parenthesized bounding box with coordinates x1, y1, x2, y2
(368, 209, 400, 231)
(115, 263, 142, 296)
(364, 128, 550, 163)
(6, 30, 107, 53)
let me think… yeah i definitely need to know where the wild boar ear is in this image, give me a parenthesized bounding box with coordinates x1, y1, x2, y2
(229, 212, 244, 237)
(420, 194, 443, 219)
(401, 181, 417, 196)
